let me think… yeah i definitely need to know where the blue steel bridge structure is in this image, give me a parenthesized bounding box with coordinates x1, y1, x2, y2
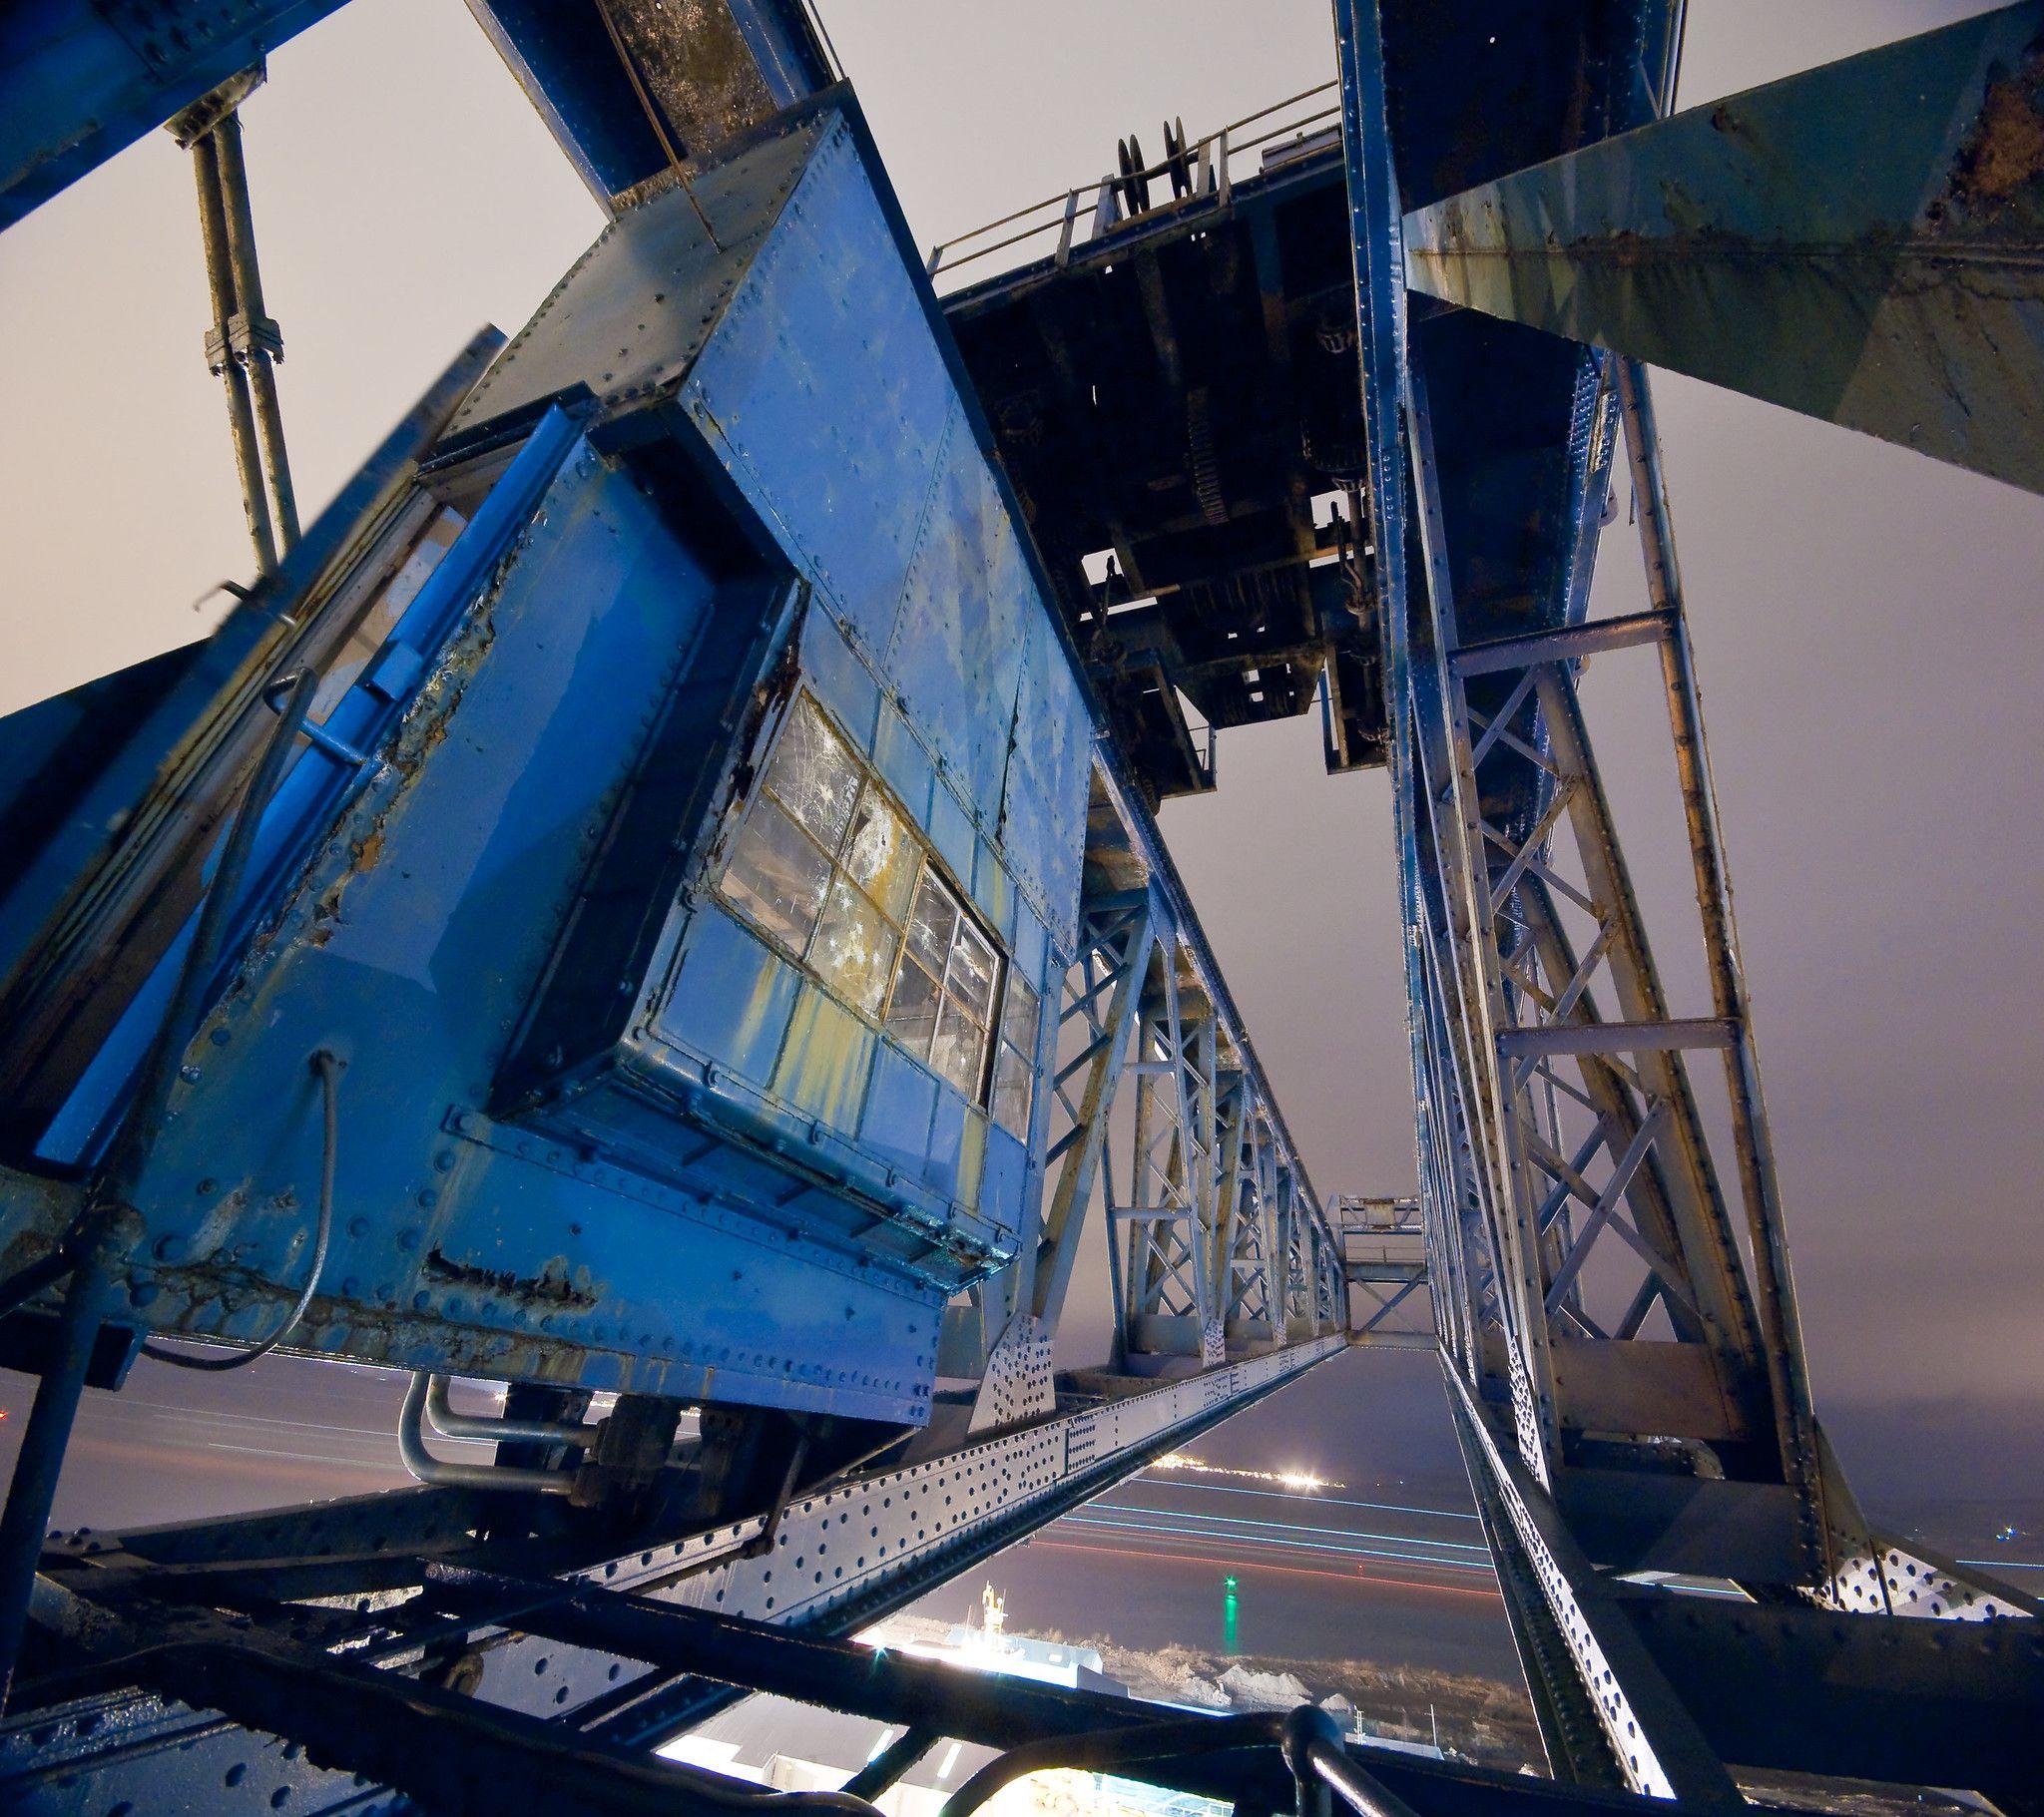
(0, 1, 2039, 1812)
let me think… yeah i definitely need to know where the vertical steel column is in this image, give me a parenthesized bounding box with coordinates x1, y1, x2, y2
(1240, 1108, 1281, 1350)
(188, 126, 277, 574)
(1188, 1001, 1223, 1362)
(1334, 2, 1743, 1794)
(0, 1214, 123, 1709)
(1123, 953, 1213, 1361)
(1210, 1073, 1251, 1338)
(212, 111, 299, 551)
(1278, 1171, 1308, 1340)
(1413, 938, 1484, 1367)
(1403, 377, 1565, 1480)
(1030, 896, 1152, 1332)
(1615, 358, 1824, 1563)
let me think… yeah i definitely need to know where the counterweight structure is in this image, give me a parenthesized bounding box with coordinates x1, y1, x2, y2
(0, 1, 2039, 1813)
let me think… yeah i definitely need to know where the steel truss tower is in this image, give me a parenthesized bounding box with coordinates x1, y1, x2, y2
(1336, 0, 2043, 1803)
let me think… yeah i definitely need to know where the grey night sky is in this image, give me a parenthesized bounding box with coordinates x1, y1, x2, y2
(1, 0, 2037, 1506)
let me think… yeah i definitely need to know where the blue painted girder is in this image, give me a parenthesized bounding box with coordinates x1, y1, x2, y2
(1403, 1, 2044, 494)
(0, 0, 832, 232)
(468, 0, 831, 209)
(0, 0, 344, 230)
(0, 95, 1100, 1430)
(1370, 0, 1656, 849)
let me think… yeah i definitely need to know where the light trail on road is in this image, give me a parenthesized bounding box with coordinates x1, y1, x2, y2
(1089, 1500, 1491, 1556)
(1029, 1536, 1503, 1601)
(1059, 1511, 1497, 1576)
(1131, 1475, 1481, 1523)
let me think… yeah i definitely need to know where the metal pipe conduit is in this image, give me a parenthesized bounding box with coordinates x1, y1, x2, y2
(397, 1374, 587, 1495)
(188, 123, 276, 574)
(423, 1374, 600, 1448)
(934, 1705, 1420, 1817)
(212, 109, 299, 551)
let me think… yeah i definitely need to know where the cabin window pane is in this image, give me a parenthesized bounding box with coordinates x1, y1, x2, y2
(809, 876, 897, 1015)
(719, 692, 1015, 1116)
(930, 995, 987, 1098)
(992, 1044, 1032, 1141)
(892, 868, 997, 1104)
(765, 693, 860, 852)
(945, 920, 998, 1026)
(718, 797, 830, 950)
(990, 973, 1040, 1141)
(904, 871, 957, 978)
(843, 787, 918, 924)
(884, 954, 941, 1060)
(1000, 976, 1039, 1057)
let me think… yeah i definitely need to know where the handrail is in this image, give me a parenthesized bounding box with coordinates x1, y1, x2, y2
(939, 1713, 1279, 1817)
(935, 1704, 1420, 1817)
(926, 79, 1339, 281)
(1282, 1707, 1424, 1817)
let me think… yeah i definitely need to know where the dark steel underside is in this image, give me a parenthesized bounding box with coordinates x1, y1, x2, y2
(944, 140, 1379, 800)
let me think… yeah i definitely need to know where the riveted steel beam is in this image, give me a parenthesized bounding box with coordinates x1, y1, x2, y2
(0, 1, 345, 230)
(1403, 2, 2044, 495)
(0, 1334, 1345, 1812)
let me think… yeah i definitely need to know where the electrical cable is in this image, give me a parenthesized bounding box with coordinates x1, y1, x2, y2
(141, 1048, 339, 1372)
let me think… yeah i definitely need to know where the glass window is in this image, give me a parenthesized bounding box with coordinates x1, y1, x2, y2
(810, 875, 896, 1015)
(904, 869, 957, 979)
(888, 868, 997, 1103)
(992, 1045, 1032, 1140)
(715, 690, 1014, 1116)
(718, 796, 832, 950)
(842, 788, 917, 922)
(764, 693, 861, 850)
(945, 919, 998, 1026)
(992, 974, 1039, 1141)
(930, 995, 986, 1098)
(883, 948, 941, 1054)
(723, 695, 910, 985)
(1001, 974, 1040, 1056)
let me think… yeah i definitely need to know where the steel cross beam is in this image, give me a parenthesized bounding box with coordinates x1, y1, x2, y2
(1338, 0, 2040, 1803)
(1401, 0, 2044, 497)
(0, 0, 835, 231)
(13, 1538, 1839, 1817)
(1333, 1196, 1431, 1349)
(0, 1334, 1345, 1814)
